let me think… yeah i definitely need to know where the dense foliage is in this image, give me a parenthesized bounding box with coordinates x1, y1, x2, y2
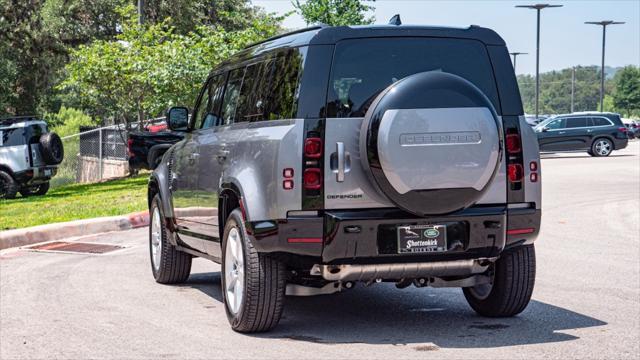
(293, 0, 375, 26)
(60, 5, 282, 123)
(517, 65, 640, 117)
(0, 0, 284, 123)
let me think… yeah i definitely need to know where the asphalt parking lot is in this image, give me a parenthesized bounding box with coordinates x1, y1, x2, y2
(1, 141, 639, 359)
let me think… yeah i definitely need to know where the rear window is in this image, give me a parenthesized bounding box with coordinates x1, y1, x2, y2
(592, 117, 613, 126)
(326, 37, 500, 118)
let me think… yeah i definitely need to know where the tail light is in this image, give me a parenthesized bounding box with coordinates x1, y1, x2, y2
(302, 123, 324, 209)
(127, 138, 134, 158)
(508, 164, 523, 183)
(506, 134, 521, 154)
(618, 127, 627, 133)
(304, 137, 322, 158)
(303, 168, 322, 189)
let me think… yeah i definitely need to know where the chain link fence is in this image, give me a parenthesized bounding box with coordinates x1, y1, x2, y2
(51, 118, 165, 188)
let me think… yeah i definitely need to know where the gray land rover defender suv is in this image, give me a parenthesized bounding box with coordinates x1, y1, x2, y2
(147, 24, 542, 333)
(0, 116, 64, 199)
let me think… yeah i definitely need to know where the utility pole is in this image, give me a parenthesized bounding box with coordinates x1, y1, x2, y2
(585, 21, 624, 112)
(516, 4, 563, 120)
(138, 0, 144, 25)
(510, 52, 528, 73)
(571, 67, 575, 113)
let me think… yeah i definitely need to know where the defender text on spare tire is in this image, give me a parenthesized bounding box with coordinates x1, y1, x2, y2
(147, 22, 542, 332)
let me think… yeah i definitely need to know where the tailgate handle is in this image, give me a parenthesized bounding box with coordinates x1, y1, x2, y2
(337, 142, 345, 182)
(330, 142, 351, 182)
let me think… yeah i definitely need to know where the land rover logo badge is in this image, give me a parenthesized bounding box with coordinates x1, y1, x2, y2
(424, 228, 439, 238)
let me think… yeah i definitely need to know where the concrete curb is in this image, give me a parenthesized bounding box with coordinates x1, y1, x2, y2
(0, 207, 216, 251)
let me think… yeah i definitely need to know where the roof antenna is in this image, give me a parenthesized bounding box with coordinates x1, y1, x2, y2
(388, 14, 402, 26)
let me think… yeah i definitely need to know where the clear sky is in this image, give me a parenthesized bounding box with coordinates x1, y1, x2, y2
(252, 0, 640, 75)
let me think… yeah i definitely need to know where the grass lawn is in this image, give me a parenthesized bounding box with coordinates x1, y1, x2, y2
(0, 175, 149, 231)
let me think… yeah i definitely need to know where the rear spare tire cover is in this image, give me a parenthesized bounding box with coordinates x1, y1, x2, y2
(359, 71, 502, 216)
(40, 132, 64, 165)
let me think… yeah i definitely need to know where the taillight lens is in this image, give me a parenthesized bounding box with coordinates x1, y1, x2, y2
(508, 164, 524, 183)
(127, 139, 134, 157)
(506, 134, 521, 153)
(618, 127, 627, 133)
(303, 168, 322, 189)
(304, 137, 322, 158)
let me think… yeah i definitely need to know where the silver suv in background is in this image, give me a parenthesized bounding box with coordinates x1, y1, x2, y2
(147, 24, 542, 333)
(0, 116, 64, 199)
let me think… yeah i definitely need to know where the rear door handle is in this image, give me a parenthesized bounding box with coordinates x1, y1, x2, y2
(558, 131, 566, 135)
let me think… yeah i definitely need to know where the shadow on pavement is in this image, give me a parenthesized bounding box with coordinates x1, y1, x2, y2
(185, 271, 606, 349)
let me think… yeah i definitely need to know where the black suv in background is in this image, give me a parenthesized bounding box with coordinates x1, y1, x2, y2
(534, 112, 628, 156)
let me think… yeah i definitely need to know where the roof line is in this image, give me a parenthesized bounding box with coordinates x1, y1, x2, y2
(243, 25, 326, 50)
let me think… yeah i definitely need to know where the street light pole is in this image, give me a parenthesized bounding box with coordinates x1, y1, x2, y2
(585, 21, 624, 112)
(516, 4, 562, 119)
(510, 52, 528, 73)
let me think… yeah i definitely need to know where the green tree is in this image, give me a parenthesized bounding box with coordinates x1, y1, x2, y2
(60, 5, 280, 124)
(293, 0, 375, 26)
(612, 66, 640, 118)
(142, 0, 283, 34)
(517, 66, 603, 114)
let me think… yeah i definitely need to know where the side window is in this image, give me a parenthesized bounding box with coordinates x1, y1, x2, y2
(0, 128, 24, 147)
(235, 63, 263, 122)
(200, 74, 227, 129)
(545, 118, 566, 130)
(221, 68, 245, 125)
(566, 117, 588, 128)
(192, 78, 213, 129)
(592, 117, 611, 126)
(264, 50, 304, 120)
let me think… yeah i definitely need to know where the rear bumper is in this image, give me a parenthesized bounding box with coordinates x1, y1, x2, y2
(13, 166, 57, 185)
(613, 137, 628, 150)
(248, 205, 540, 265)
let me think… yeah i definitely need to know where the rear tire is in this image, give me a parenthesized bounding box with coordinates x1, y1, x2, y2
(591, 138, 613, 157)
(19, 182, 50, 197)
(0, 171, 18, 199)
(221, 209, 286, 333)
(463, 244, 536, 317)
(149, 195, 192, 284)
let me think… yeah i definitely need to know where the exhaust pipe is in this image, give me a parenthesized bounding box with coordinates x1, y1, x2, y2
(311, 259, 493, 282)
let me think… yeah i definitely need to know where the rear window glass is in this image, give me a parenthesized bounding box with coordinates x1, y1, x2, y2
(326, 37, 499, 118)
(592, 117, 612, 126)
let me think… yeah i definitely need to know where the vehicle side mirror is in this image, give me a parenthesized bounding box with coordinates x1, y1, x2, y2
(166, 107, 189, 131)
(541, 127, 549, 132)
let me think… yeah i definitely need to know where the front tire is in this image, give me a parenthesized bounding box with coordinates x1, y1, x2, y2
(149, 195, 192, 284)
(221, 209, 286, 333)
(463, 244, 536, 317)
(590, 138, 613, 157)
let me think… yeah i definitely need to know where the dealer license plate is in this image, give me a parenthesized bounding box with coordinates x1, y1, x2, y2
(397, 225, 447, 253)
